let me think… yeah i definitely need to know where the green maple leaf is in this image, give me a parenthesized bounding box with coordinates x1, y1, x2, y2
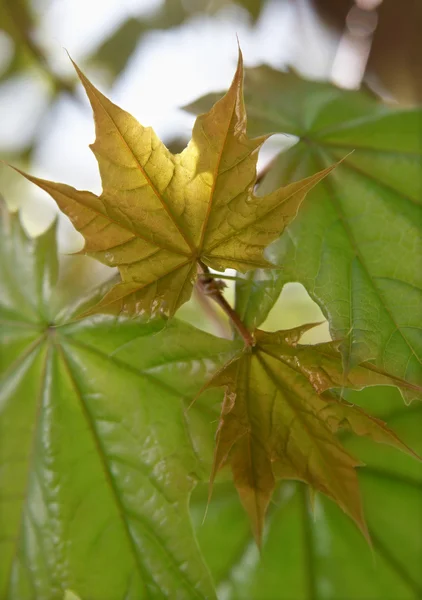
(0, 202, 240, 599)
(205, 325, 420, 546)
(187, 68, 422, 402)
(12, 53, 333, 318)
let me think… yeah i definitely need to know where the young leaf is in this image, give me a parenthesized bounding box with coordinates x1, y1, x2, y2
(192, 415, 422, 600)
(191, 388, 422, 599)
(13, 52, 334, 318)
(0, 203, 241, 599)
(206, 326, 421, 546)
(187, 68, 422, 402)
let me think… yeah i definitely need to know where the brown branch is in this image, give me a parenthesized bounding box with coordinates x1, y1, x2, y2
(197, 262, 255, 347)
(193, 284, 231, 340)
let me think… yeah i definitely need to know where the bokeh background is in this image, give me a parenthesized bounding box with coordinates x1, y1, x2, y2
(1, 0, 420, 339)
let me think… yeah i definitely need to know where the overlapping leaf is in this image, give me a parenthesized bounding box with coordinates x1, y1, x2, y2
(3, 50, 421, 599)
(14, 53, 333, 318)
(187, 68, 422, 401)
(206, 325, 420, 545)
(191, 384, 422, 599)
(0, 203, 240, 599)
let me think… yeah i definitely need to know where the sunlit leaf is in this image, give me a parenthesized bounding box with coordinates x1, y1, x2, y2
(13, 53, 333, 318)
(187, 68, 422, 402)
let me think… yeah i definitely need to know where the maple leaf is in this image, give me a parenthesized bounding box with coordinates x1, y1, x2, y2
(206, 325, 421, 546)
(13, 51, 334, 318)
(189, 68, 422, 402)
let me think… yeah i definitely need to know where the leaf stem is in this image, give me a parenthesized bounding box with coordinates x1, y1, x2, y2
(193, 285, 231, 340)
(197, 262, 254, 347)
(198, 272, 265, 283)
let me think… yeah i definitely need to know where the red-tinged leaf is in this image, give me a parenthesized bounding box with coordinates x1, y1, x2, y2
(206, 326, 421, 546)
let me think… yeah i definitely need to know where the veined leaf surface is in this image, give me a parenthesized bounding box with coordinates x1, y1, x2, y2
(206, 325, 420, 545)
(187, 68, 422, 401)
(0, 204, 239, 599)
(14, 54, 332, 318)
(191, 384, 422, 599)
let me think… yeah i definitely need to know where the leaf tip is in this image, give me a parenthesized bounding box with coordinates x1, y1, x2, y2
(68, 55, 96, 99)
(235, 35, 243, 61)
(232, 40, 244, 87)
(63, 47, 72, 63)
(237, 485, 271, 548)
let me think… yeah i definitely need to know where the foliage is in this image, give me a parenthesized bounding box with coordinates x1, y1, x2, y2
(188, 68, 422, 400)
(206, 326, 418, 545)
(1, 48, 421, 600)
(192, 386, 422, 600)
(0, 206, 237, 599)
(15, 54, 331, 318)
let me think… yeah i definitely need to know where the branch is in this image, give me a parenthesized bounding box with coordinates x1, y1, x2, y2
(193, 284, 231, 340)
(197, 262, 254, 347)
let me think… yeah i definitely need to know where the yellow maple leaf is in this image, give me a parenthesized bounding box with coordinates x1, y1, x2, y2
(14, 51, 334, 317)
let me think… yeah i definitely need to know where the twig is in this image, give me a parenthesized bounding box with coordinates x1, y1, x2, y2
(197, 262, 255, 347)
(193, 284, 231, 340)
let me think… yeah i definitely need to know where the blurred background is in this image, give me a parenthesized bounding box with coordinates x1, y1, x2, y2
(0, 0, 420, 336)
